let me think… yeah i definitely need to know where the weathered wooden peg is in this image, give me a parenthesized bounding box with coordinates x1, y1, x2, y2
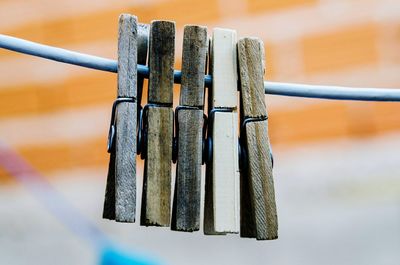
(171, 25, 208, 232)
(140, 20, 175, 227)
(103, 14, 138, 223)
(137, 23, 149, 117)
(238, 37, 278, 240)
(204, 28, 240, 234)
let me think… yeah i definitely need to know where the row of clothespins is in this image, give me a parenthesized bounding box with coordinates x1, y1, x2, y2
(103, 14, 277, 240)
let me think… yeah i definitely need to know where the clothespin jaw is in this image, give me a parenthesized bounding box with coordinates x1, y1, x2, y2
(238, 37, 278, 240)
(171, 25, 208, 232)
(147, 21, 175, 105)
(136, 23, 149, 121)
(103, 14, 138, 223)
(140, 20, 175, 227)
(204, 28, 240, 235)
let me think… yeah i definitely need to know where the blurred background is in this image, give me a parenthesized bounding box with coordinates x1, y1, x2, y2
(0, 0, 399, 264)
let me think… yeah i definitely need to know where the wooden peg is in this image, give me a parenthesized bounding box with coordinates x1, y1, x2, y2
(171, 25, 207, 232)
(179, 25, 208, 107)
(238, 37, 278, 240)
(137, 23, 149, 111)
(140, 20, 175, 227)
(147, 21, 175, 104)
(103, 14, 138, 222)
(204, 28, 240, 234)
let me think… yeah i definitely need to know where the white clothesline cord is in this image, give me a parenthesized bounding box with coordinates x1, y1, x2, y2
(1, 34, 400, 102)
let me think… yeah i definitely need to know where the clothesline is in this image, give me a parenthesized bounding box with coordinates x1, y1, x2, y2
(1, 33, 400, 102)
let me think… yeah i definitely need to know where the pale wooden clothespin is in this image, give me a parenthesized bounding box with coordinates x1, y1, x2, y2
(238, 37, 278, 240)
(103, 14, 138, 223)
(140, 20, 175, 227)
(204, 28, 240, 234)
(171, 25, 208, 232)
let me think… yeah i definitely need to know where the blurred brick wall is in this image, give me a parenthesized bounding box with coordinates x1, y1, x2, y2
(0, 0, 399, 179)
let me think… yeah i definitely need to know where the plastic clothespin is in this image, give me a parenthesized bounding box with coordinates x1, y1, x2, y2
(171, 25, 208, 232)
(238, 37, 278, 240)
(204, 28, 240, 235)
(140, 20, 175, 227)
(103, 14, 138, 223)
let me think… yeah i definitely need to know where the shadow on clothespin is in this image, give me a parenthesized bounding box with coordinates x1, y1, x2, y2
(103, 14, 138, 223)
(238, 37, 278, 240)
(204, 28, 240, 235)
(140, 20, 175, 227)
(171, 25, 208, 232)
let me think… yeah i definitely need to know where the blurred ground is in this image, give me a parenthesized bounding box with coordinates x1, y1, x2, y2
(1, 132, 399, 265)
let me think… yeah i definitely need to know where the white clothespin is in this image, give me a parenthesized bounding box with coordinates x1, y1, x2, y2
(204, 28, 240, 234)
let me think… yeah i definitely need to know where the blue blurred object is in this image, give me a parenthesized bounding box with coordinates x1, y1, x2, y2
(100, 246, 161, 265)
(0, 142, 162, 265)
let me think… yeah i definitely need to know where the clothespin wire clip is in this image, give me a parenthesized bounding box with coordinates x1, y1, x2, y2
(107, 97, 136, 153)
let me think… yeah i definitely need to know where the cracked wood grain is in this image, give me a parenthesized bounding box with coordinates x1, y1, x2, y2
(141, 20, 175, 226)
(238, 37, 278, 240)
(103, 14, 137, 223)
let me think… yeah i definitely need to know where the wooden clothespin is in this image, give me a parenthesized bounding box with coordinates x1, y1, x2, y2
(136, 23, 149, 120)
(171, 25, 208, 232)
(204, 28, 240, 234)
(140, 20, 175, 227)
(103, 14, 138, 222)
(238, 37, 278, 240)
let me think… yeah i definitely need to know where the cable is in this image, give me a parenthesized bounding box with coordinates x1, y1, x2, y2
(1, 33, 400, 102)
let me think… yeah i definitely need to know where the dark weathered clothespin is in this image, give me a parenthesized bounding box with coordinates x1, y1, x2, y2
(204, 28, 240, 234)
(137, 23, 149, 120)
(238, 37, 278, 240)
(171, 25, 208, 232)
(140, 20, 175, 227)
(103, 14, 138, 222)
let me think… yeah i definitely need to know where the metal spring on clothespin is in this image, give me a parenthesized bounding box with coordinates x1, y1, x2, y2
(172, 105, 207, 164)
(107, 97, 136, 153)
(238, 116, 274, 171)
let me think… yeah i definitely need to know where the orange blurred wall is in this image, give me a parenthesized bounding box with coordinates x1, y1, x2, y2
(0, 0, 400, 178)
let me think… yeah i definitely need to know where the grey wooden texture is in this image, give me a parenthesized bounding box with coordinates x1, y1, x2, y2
(242, 121, 277, 240)
(179, 25, 208, 107)
(137, 23, 149, 107)
(115, 14, 137, 222)
(238, 37, 267, 118)
(141, 107, 173, 226)
(171, 109, 204, 231)
(141, 20, 175, 227)
(171, 25, 207, 232)
(148, 20, 175, 104)
(238, 37, 278, 239)
(103, 14, 137, 222)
